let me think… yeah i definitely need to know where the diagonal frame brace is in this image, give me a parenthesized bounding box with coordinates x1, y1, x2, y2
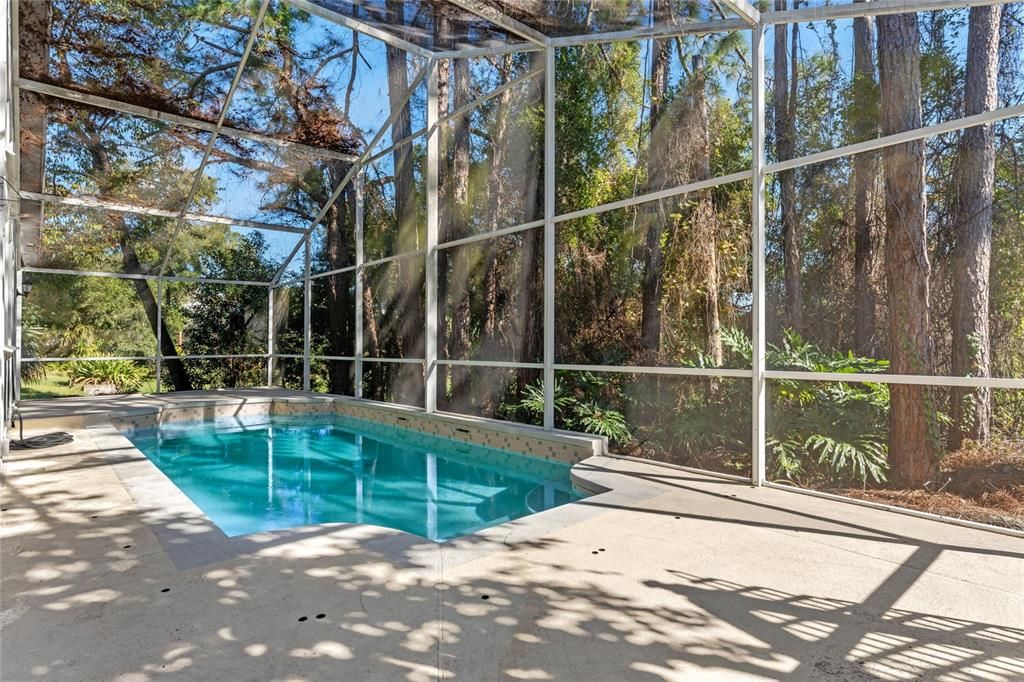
(270, 58, 435, 285)
(718, 0, 761, 26)
(158, 0, 272, 278)
(443, 0, 549, 47)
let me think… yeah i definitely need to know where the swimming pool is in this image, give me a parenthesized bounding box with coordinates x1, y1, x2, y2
(124, 414, 585, 541)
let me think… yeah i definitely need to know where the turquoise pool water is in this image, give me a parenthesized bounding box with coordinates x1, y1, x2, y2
(124, 414, 583, 541)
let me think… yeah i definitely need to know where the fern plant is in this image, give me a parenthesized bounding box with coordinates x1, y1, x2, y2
(678, 328, 892, 485)
(517, 374, 632, 445)
(513, 329, 896, 487)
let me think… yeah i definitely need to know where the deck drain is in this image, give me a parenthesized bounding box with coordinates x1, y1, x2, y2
(480, 595, 490, 600)
(599, 548, 606, 552)
(316, 613, 326, 619)
(298, 616, 308, 622)
(123, 545, 132, 549)
(591, 551, 598, 555)
(161, 588, 170, 593)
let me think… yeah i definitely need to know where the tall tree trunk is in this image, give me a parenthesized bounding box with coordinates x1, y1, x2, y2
(518, 225, 543, 391)
(878, 12, 937, 486)
(385, 31, 422, 405)
(690, 57, 722, 365)
(446, 56, 473, 411)
(775, 3, 802, 333)
(325, 165, 356, 394)
(852, 5, 879, 355)
(362, 285, 382, 400)
(73, 116, 192, 391)
(435, 18, 453, 408)
(17, 0, 49, 268)
(480, 55, 515, 354)
(640, 22, 671, 355)
(949, 5, 1001, 450)
(112, 217, 192, 391)
(517, 50, 546, 394)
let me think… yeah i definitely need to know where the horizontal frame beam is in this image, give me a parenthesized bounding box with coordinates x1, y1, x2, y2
(26, 356, 156, 362)
(22, 266, 272, 287)
(282, 0, 435, 59)
(438, 359, 544, 369)
(444, 0, 549, 47)
(437, 219, 544, 251)
(768, 104, 1024, 176)
(554, 364, 754, 379)
(553, 170, 752, 225)
(719, 0, 760, 26)
(361, 357, 424, 365)
(26, 354, 270, 362)
(547, 19, 749, 47)
(765, 370, 1024, 390)
(433, 41, 543, 60)
(18, 79, 358, 162)
(20, 192, 309, 234)
(763, 0, 1020, 24)
(22, 360, 1021, 390)
(364, 63, 544, 166)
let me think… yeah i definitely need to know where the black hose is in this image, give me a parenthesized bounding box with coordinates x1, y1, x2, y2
(10, 404, 74, 450)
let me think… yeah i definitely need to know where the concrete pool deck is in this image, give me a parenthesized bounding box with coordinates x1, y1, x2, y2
(2, 393, 1023, 681)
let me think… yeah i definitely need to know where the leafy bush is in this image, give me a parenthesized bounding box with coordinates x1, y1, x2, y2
(18, 305, 46, 383)
(515, 328, 894, 486)
(681, 328, 891, 486)
(517, 374, 632, 444)
(767, 380, 890, 485)
(65, 358, 149, 393)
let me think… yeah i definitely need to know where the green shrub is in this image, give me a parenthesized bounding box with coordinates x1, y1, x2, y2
(517, 374, 632, 445)
(514, 328, 894, 486)
(65, 359, 149, 393)
(682, 328, 892, 486)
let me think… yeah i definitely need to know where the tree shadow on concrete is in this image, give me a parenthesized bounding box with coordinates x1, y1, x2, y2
(3, 438, 1023, 681)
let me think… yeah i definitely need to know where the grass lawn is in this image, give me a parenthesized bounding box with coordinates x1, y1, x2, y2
(20, 368, 158, 400)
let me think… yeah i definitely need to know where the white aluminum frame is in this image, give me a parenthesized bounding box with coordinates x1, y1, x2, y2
(424, 60, 439, 413)
(17, 78, 359, 163)
(751, 22, 767, 486)
(543, 45, 556, 431)
(19, 191, 311, 235)
(159, 0, 272, 278)
(764, 0, 1019, 24)
(546, 19, 750, 48)
(1, 0, 15, 450)
(443, 0, 548, 47)
(719, 0, 760, 26)
(283, 0, 435, 60)
(6, 0, 1023, 538)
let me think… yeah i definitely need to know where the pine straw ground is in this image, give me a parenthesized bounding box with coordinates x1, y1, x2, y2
(643, 440, 1024, 530)
(838, 439, 1024, 531)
